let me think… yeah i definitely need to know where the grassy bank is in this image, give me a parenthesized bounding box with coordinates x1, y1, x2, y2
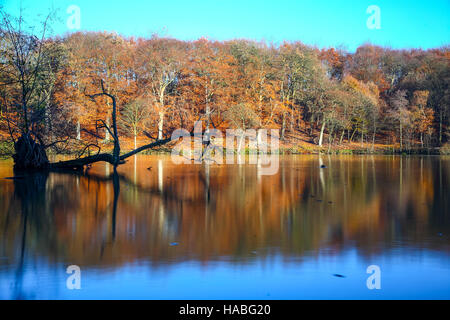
(1, 137, 448, 161)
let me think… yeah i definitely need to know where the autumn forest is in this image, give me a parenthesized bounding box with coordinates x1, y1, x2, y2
(1, 11, 449, 169)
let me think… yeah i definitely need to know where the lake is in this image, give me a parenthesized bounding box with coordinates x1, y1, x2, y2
(0, 155, 449, 299)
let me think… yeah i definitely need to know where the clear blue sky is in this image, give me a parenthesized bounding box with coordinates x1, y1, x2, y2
(1, 0, 449, 51)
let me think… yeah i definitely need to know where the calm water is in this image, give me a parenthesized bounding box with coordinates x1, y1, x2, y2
(0, 155, 449, 300)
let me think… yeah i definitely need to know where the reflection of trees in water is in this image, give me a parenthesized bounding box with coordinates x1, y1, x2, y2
(0, 156, 448, 273)
(5, 172, 51, 299)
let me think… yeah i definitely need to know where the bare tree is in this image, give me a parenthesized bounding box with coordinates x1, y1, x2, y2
(0, 9, 65, 169)
(120, 98, 148, 150)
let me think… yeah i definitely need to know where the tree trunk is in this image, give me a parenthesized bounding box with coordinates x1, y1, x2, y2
(76, 120, 81, 140)
(105, 117, 110, 142)
(327, 128, 334, 153)
(237, 132, 244, 154)
(205, 100, 211, 134)
(350, 128, 357, 142)
(318, 121, 326, 146)
(257, 130, 262, 146)
(13, 134, 49, 170)
(158, 111, 164, 140)
(339, 130, 345, 145)
(400, 122, 403, 150)
(372, 129, 376, 151)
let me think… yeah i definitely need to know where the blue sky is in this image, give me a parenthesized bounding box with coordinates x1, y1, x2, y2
(1, 0, 449, 51)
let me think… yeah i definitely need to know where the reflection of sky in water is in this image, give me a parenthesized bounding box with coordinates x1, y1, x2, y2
(0, 155, 449, 299)
(1, 249, 449, 299)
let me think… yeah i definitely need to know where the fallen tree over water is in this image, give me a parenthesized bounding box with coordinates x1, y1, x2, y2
(0, 11, 174, 172)
(49, 137, 173, 171)
(47, 81, 173, 171)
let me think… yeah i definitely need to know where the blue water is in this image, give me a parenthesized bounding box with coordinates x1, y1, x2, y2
(0, 156, 449, 299)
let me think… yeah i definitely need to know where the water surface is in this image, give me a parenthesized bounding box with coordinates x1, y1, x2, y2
(0, 155, 449, 299)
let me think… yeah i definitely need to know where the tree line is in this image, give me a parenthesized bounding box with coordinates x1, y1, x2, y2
(1, 11, 449, 169)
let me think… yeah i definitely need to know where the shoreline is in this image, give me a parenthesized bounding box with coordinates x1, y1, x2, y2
(1, 146, 448, 159)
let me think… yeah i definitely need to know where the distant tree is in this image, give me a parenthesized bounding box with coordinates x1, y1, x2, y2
(135, 37, 185, 140)
(389, 90, 411, 149)
(224, 103, 260, 153)
(410, 90, 434, 147)
(0, 9, 66, 169)
(120, 99, 148, 150)
(183, 38, 235, 134)
(319, 47, 346, 81)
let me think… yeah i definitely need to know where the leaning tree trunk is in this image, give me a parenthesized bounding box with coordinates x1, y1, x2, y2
(13, 134, 49, 170)
(318, 121, 326, 147)
(15, 80, 175, 173)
